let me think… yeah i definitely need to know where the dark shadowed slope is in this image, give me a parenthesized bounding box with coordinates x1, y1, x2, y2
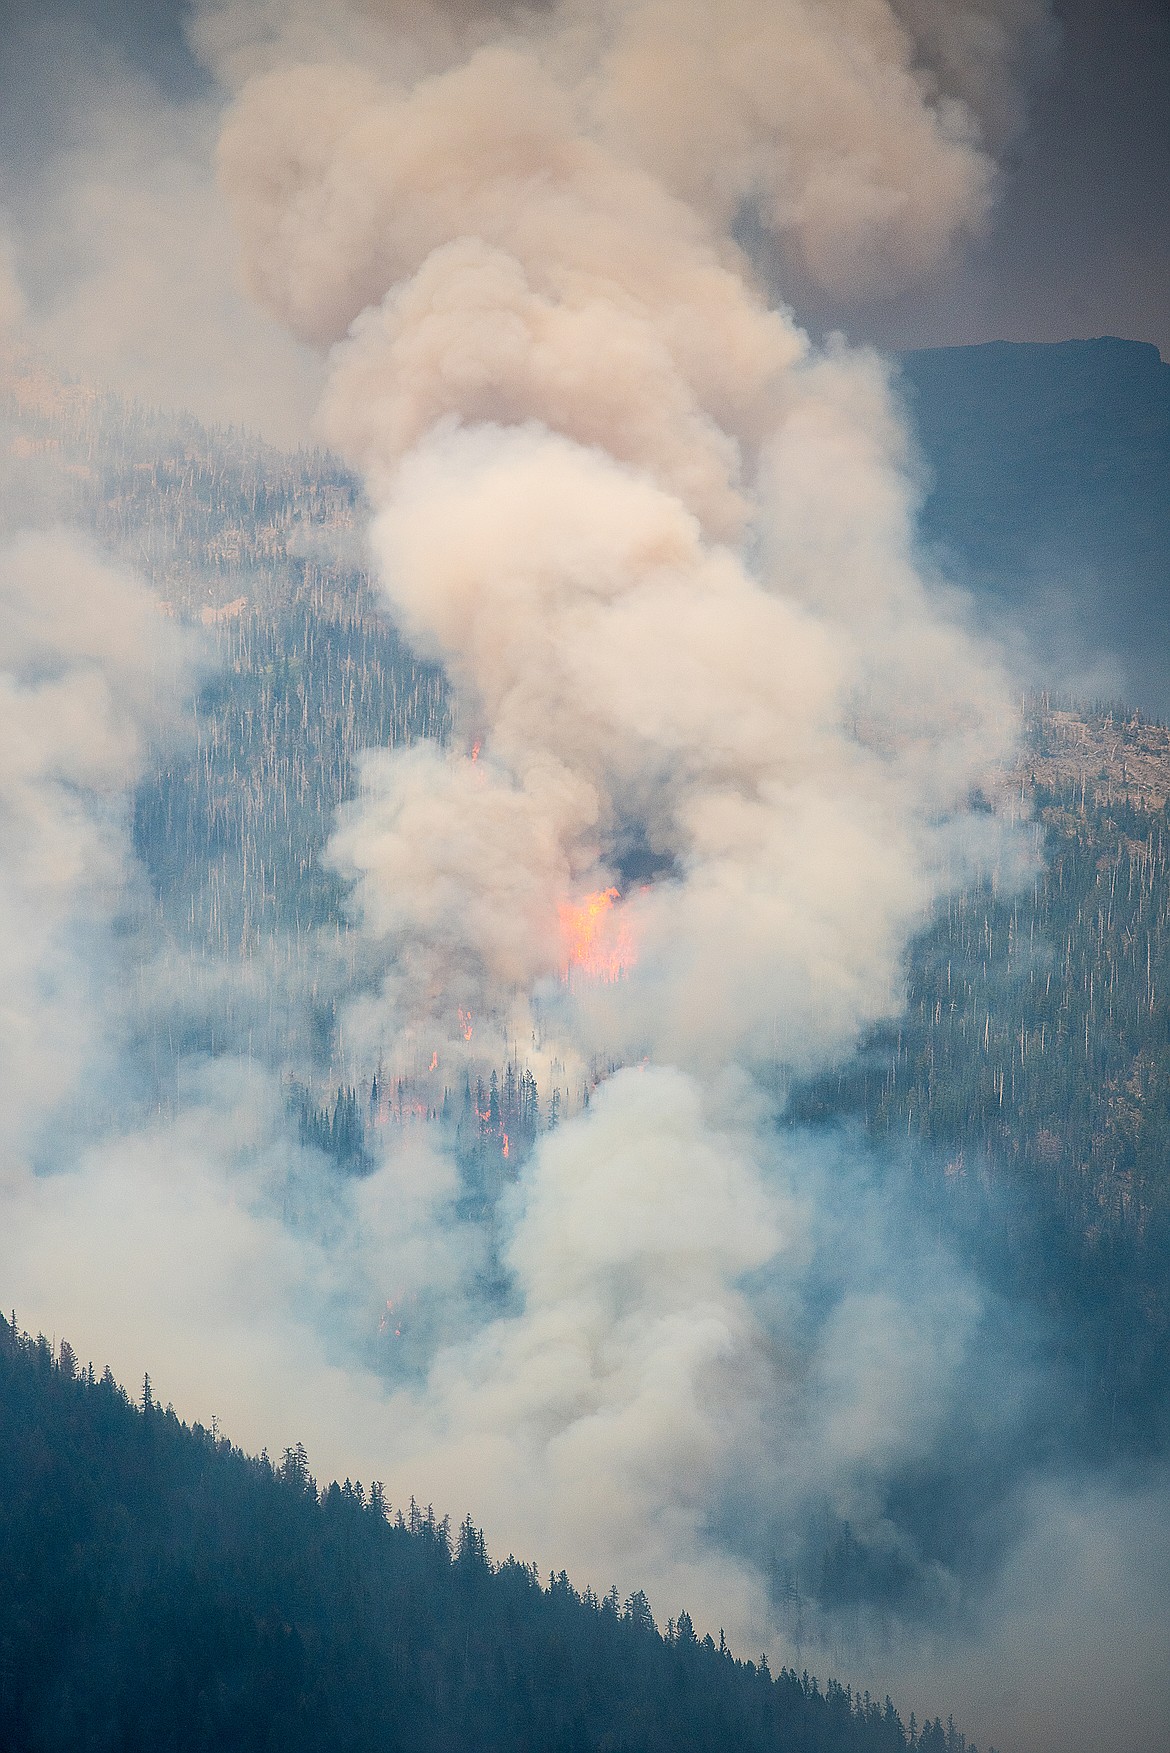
(0, 1315, 987, 1753)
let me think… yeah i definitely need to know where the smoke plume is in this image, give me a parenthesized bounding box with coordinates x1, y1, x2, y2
(200, 0, 1031, 1659)
(206, 0, 1053, 301)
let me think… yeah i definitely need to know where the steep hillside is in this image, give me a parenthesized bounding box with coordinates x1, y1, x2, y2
(794, 705, 1170, 1452)
(0, 1315, 984, 1753)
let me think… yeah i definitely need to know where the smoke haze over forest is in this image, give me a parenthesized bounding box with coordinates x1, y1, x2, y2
(0, 6, 1168, 1753)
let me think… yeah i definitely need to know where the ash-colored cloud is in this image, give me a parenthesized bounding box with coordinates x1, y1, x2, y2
(202, 0, 1031, 1661)
(211, 0, 1053, 302)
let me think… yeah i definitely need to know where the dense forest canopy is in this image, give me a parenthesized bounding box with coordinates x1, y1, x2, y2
(0, 1314, 989, 1753)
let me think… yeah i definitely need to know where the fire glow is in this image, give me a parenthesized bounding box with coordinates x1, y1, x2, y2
(559, 888, 636, 985)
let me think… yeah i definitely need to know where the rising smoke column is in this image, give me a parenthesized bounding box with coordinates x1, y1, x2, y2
(211, 0, 1027, 1652)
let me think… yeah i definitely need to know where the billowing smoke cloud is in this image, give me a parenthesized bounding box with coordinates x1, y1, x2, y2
(205, 0, 1053, 301)
(198, 0, 1032, 1661)
(888, 0, 1056, 146)
(0, 0, 1056, 437)
(0, 523, 480, 1490)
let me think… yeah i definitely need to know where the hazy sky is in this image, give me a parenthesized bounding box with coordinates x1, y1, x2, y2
(847, 0, 1170, 359)
(1, 0, 1168, 380)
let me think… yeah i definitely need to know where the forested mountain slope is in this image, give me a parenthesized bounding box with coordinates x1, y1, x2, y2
(794, 706, 1170, 1454)
(0, 1315, 984, 1753)
(1, 343, 447, 958)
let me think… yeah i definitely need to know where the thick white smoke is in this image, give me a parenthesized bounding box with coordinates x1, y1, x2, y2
(0, 527, 487, 1510)
(199, 0, 1026, 1655)
(203, 0, 1053, 301)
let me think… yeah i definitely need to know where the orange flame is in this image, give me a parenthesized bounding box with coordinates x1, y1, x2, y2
(429, 1052, 439, 1072)
(379, 1294, 406, 1340)
(559, 888, 636, 984)
(458, 1007, 474, 1042)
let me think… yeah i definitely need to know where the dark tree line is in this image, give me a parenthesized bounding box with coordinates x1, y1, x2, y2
(0, 1315, 993, 1753)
